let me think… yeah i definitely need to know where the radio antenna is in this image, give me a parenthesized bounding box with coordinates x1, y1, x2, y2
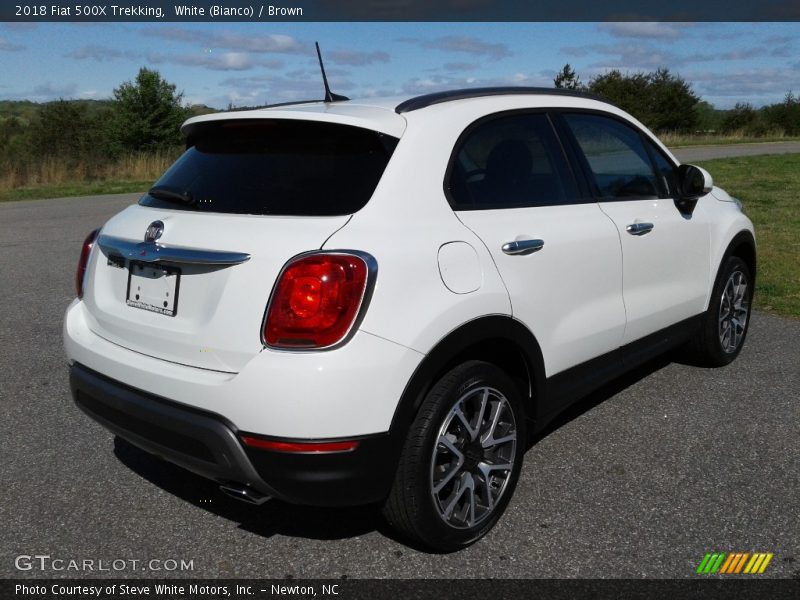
(315, 42, 349, 103)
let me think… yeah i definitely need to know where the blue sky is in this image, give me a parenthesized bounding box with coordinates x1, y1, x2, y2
(1, 22, 798, 109)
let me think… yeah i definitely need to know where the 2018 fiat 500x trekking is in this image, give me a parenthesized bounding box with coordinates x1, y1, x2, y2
(65, 87, 755, 551)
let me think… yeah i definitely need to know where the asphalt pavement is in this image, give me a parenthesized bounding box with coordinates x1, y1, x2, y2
(1, 185, 798, 579)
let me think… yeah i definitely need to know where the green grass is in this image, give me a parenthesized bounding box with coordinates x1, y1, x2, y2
(662, 133, 800, 147)
(0, 180, 148, 202)
(697, 154, 800, 319)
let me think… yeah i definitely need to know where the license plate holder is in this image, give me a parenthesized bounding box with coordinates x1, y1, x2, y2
(126, 262, 181, 317)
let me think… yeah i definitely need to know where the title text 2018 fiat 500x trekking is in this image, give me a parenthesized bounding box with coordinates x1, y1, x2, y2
(65, 87, 755, 551)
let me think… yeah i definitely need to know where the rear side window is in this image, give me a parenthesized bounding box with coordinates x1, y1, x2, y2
(139, 120, 398, 216)
(447, 113, 580, 210)
(563, 114, 660, 200)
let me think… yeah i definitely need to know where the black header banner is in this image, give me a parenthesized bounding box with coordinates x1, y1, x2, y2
(2, 0, 800, 22)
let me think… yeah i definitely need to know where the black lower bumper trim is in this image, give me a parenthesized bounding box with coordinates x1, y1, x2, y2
(69, 363, 397, 506)
(241, 432, 396, 507)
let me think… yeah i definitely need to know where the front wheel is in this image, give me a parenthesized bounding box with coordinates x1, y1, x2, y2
(382, 361, 525, 552)
(686, 256, 753, 366)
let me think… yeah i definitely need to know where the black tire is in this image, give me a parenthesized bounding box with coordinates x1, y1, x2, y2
(382, 360, 526, 552)
(685, 256, 753, 367)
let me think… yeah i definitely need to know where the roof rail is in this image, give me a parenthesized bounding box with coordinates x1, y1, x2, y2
(395, 87, 613, 114)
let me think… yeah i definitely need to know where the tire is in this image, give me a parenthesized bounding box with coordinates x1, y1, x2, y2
(686, 256, 753, 367)
(382, 360, 526, 552)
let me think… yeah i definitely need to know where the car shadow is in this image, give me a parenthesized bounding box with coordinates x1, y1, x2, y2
(526, 353, 674, 449)
(113, 436, 384, 542)
(113, 352, 676, 548)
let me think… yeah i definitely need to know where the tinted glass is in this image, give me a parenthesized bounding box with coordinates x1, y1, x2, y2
(447, 113, 580, 210)
(647, 142, 679, 197)
(139, 120, 398, 216)
(564, 114, 659, 200)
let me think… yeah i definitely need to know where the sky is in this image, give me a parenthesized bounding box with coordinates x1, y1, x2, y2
(1, 21, 799, 109)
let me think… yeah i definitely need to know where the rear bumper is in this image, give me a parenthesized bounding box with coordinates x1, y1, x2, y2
(64, 299, 423, 439)
(70, 363, 397, 506)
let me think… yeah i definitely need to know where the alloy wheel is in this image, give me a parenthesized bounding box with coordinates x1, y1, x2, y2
(719, 270, 750, 354)
(429, 386, 517, 529)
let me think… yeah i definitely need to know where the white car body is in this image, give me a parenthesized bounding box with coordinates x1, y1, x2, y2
(64, 88, 755, 546)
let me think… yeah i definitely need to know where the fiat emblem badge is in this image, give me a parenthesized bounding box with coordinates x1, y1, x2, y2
(144, 220, 164, 243)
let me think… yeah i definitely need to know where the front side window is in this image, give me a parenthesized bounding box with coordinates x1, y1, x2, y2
(647, 142, 680, 198)
(563, 113, 660, 200)
(447, 113, 580, 210)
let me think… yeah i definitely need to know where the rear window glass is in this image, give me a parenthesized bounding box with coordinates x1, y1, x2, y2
(139, 120, 398, 216)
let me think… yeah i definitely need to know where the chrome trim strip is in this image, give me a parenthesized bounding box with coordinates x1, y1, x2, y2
(97, 234, 250, 266)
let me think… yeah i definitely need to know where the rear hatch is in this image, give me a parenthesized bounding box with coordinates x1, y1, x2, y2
(83, 117, 399, 372)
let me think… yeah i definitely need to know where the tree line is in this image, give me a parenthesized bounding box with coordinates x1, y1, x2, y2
(0, 68, 196, 188)
(553, 63, 800, 135)
(2, 64, 800, 192)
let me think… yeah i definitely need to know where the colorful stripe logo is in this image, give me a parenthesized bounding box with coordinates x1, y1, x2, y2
(696, 552, 773, 574)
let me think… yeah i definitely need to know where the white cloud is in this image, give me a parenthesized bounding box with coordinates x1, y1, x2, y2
(143, 28, 307, 54)
(0, 37, 24, 51)
(67, 45, 137, 61)
(3, 81, 80, 101)
(600, 22, 688, 40)
(159, 52, 284, 71)
(219, 73, 355, 105)
(402, 35, 510, 60)
(326, 50, 390, 66)
(442, 62, 479, 72)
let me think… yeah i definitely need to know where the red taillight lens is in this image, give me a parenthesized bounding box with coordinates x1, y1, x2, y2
(76, 228, 100, 299)
(240, 435, 359, 453)
(264, 253, 371, 349)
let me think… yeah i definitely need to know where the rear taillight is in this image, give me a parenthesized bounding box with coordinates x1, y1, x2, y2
(76, 228, 100, 299)
(263, 252, 373, 349)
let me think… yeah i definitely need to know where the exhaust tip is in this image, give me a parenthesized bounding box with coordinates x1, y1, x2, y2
(219, 483, 272, 506)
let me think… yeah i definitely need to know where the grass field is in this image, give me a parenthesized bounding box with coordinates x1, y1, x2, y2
(660, 132, 800, 147)
(697, 154, 800, 319)
(0, 152, 177, 202)
(2, 180, 152, 201)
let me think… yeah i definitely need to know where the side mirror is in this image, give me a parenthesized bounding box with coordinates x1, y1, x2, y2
(678, 164, 713, 200)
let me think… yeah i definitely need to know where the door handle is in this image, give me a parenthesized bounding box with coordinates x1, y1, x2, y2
(626, 222, 654, 236)
(502, 239, 544, 255)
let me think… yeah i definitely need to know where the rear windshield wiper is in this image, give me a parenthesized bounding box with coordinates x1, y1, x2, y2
(148, 186, 194, 206)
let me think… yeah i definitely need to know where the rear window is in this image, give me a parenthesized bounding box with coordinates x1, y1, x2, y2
(139, 119, 398, 216)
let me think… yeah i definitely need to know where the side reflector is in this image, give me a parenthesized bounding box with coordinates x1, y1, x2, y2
(240, 436, 359, 454)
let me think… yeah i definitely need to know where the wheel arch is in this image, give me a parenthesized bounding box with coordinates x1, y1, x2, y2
(388, 315, 546, 444)
(704, 228, 756, 312)
(726, 230, 757, 284)
(715, 229, 757, 290)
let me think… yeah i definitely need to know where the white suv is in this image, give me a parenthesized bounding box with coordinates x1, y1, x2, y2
(64, 87, 755, 551)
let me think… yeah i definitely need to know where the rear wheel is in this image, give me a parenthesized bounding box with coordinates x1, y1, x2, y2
(686, 256, 752, 366)
(383, 361, 525, 551)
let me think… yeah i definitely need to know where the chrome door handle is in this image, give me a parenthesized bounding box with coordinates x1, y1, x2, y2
(626, 222, 654, 236)
(502, 239, 544, 255)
